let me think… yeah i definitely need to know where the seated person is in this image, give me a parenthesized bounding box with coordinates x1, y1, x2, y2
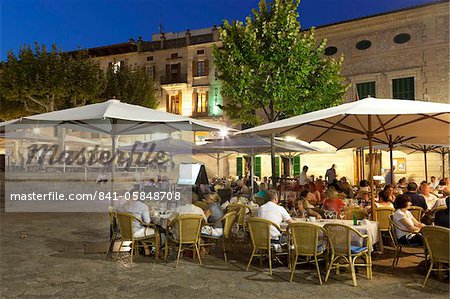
(339, 177, 354, 198)
(393, 194, 425, 245)
(405, 182, 427, 211)
(96, 171, 108, 185)
(167, 203, 207, 240)
(419, 182, 439, 210)
(383, 184, 396, 203)
(258, 189, 295, 245)
(201, 193, 224, 237)
(291, 197, 322, 219)
(376, 190, 394, 208)
(358, 179, 370, 192)
(236, 180, 251, 195)
(322, 186, 339, 201)
(116, 194, 154, 239)
(254, 183, 268, 199)
(322, 196, 345, 214)
(434, 197, 449, 228)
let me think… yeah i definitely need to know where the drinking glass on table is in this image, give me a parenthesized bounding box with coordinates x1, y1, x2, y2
(302, 210, 308, 219)
(339, 210, 345, 220)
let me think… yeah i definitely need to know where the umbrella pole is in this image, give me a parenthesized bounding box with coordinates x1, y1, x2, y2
(270, 133, 276, 188)
(443, 151, 446, 179)
(251, 148, 254, 200)
(423, 146, 428, 182)
(111, 135, 117, 202)
(389, 135, 394, 185)
(367, 116, 376, 220)
(217, 153, 220, 178)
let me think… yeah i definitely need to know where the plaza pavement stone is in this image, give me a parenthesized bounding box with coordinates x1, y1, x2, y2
(0, 212, 448, 299)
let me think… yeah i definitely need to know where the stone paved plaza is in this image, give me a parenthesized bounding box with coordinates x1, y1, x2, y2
(0, 212, 448, 298)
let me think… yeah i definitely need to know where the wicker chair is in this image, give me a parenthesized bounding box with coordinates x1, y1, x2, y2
(164, 214, 204, 268)
(115, 212, 160, 265)
(408, 206, 424, 222)
(344, 207, 368, 221)
(227, 203, 251, 231)
(388, 214, 425, 267)
(324, 223, 372, 287)
(421, 226, 450, 288)
(246, 217, 287, 276)
(200, 211, 238, 262)
(375, 207, 395, 253)
(288, 222, 328, 284)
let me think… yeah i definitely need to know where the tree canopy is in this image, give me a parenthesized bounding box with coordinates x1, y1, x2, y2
(0, 43, 157, 121)
(213, 0, 349, 125)
(102, 63, 157, 109)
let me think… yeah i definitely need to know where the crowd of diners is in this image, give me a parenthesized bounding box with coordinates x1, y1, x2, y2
(113, 165, 449, 266)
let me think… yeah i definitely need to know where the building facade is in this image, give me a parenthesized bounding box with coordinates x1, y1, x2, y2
(86, 1, 449, 182)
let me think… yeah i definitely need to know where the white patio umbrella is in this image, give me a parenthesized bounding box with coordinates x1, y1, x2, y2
(1, 99, 235, 193)
(237, 97, 450, 217)
(197, 135, 317, 195)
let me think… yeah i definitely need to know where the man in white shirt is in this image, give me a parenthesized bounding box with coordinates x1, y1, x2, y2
(298, 166, 309, 186)
(430, 176, 439, 189)
(420, 182, 439, 210)
(258, 189, 295, 241)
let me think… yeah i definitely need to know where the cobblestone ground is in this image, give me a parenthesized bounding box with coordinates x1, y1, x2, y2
(0, 212, 448, 299)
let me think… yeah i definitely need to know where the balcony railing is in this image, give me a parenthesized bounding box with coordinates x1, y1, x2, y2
(159, 74, 188, 85)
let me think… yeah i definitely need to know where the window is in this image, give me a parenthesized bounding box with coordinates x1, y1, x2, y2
(146, 56, 153, 61)
(170, 94, 181, 114)
(197, 61, 205, 76)
(394, 33, 411, 44)
(197, 49, 205, 55)
(392, 77, 415, 100)
(171, 53, 178, 59)
(356, 40, 372, 50)
(109, 60, 125, 73)
(356, 81, 376, 99)
(324, 46, 337, 56)
(196, 92, 207, 114)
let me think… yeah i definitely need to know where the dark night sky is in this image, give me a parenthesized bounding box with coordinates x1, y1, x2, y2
(0, 0, 437, 60)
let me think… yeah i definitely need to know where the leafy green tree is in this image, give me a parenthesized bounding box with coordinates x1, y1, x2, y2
(0, 43, 105, 119)
(102, 63, 158, 109)
(213, 0, 348, 182)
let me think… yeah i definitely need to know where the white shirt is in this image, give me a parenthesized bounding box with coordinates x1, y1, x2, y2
(422, 193, 438, 210)
(299, 172, 308, 185)
(258, 201, 292, 239)
(393, 209, 415, 239)
(430, 181, 439, 189)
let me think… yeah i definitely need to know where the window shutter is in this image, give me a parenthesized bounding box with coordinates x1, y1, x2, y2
(166, 64, 170, 81)
(192, 60, 197, 77)
(254, 156, 262, 179)
(205, 91, 209, 114)
(275, 157, 280, 178)
(293, 156, 301, 176)
(192, 91, 198, 114)
(237, 157, 243, 177)
(204, 59, 209, 75)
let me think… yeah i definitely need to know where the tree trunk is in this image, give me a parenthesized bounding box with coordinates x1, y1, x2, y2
(270, 133, 276, 188)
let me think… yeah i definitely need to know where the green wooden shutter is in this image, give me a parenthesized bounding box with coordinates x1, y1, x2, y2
(236, 157, 243, 177)
(275, 156, 280, 178)
(293, 156, 301, 176)
(253, 156, 261, 179)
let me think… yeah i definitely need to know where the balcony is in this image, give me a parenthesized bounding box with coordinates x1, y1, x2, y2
(159, 74, 188, 85)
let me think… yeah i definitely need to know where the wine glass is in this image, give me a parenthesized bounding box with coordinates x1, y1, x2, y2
(339, 210, 345, 220)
